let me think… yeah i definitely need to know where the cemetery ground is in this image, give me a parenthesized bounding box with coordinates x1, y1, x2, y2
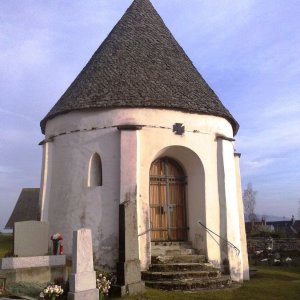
(0, 233, 13, 258)
(1, 233, 300, 299)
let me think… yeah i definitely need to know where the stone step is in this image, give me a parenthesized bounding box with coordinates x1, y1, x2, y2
(142, 270, 221, 281)
(147, 241, 231, 292)
(145, 275, 232, 291)
(151, 241, 195, 256)
(148, 262, 215, 272)
(152, 254, 206, 264)
(151, 241, 192, 249)
(151, 241, 192, 248)
(165, 248, 196, 255)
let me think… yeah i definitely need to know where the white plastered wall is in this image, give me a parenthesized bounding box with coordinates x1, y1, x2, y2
(40, 108, 246, 279)
(217, 138, 243, 281)
(234, 154, 250, 280)
(40, 122, 121, 268)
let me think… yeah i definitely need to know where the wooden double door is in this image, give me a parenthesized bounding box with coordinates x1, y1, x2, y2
(149, 157, 187, 241)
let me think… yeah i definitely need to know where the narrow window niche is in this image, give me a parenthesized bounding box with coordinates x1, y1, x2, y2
(88, 153, 102, 187)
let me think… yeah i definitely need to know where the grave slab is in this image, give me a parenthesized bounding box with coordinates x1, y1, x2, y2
(14, 221, 49, 257)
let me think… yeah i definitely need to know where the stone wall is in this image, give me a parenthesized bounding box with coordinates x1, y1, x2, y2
(247, 238, 300, 252)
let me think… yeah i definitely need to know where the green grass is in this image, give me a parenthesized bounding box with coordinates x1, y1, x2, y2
(6, 281, 45, 298)
(0, 232, 13, 258)
(0, 236, 299, 300)
(1, 267, 300, 300)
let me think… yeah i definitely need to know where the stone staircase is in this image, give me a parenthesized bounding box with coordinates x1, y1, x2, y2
(142, 242, 232, 291)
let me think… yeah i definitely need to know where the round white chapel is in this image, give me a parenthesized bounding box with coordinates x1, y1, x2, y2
(39, 0, 249, 282)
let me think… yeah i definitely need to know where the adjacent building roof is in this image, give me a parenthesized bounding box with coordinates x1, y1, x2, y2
(245, 219, 300, 238)
(5, 188, 40, 229)
(41, 0, 239, 135)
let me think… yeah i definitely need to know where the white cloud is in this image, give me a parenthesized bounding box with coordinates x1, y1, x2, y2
(0, 108, 36, 125)
(261, 99, 300, 119)
(238, 123, 300, 160)
(236, 95, 300, 161)
(241, 158, 274, 176)
(0, 165, 19, 174)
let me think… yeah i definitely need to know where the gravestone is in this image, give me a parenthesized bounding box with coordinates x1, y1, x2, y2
(14, 221, 49, 257)
(115, 201, 145, 296)
(68, 228, 99, 300)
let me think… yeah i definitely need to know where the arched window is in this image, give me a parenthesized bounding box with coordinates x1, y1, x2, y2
(88, 153, 102, 187)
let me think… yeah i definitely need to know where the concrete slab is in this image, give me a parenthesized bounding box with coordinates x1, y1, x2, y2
(0, 255, 66, 270)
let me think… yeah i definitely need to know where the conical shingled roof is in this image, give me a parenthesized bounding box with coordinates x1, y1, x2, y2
(41, 0, 239, 135)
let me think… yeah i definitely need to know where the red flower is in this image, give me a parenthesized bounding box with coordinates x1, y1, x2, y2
(51, 233, 63, 240)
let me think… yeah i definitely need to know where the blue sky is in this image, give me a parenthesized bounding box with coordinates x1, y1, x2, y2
(1, 0, 300, 230)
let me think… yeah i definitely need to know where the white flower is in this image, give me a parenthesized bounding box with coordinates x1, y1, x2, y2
(42, 284, 64, 297)
(261, 258, 268, 262)
(96, 272, 112, 296)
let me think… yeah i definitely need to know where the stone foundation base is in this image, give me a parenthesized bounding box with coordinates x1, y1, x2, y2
(117, 260, 142, 284)
(0, 255, 67, 285)
(68, 288, 99, 300)
(113, 281, 145, 297)
(69, 271, 96, 292)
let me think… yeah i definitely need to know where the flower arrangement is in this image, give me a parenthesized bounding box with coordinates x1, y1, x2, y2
(51, 233, 63, 241)
(51, 233, 63, 255)
(96, 273, 111, 297)
(40, 284, 63, 299)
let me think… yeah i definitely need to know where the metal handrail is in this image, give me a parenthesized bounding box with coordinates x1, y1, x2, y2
(198, 220, 240, 256)
(138, 228, 152, 237)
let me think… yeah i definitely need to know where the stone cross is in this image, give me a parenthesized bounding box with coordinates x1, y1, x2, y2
(173, 123, 185, 135)
(68, 228, 99, 300)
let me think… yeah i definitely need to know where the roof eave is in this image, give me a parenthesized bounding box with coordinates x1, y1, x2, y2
(41, 106, 239, 136)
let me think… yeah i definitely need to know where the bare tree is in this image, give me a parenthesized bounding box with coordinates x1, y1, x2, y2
(243, 183, 257, 231)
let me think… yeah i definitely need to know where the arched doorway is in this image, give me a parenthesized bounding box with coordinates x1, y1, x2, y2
(149, 157, 187, 241)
